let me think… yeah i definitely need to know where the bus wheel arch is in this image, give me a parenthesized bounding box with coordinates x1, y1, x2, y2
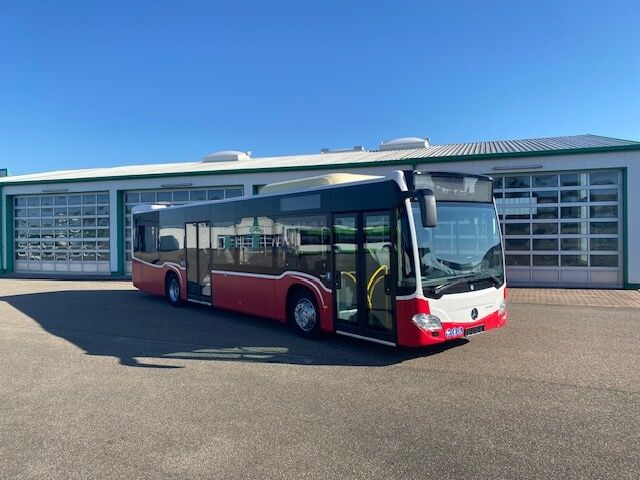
(286, 285, 322, 339)
(165, 271, 183, 307)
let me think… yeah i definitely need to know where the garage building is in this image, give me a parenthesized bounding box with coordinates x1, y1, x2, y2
(1, 134, 639, 289)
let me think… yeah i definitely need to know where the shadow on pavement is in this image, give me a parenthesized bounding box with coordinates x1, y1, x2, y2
(0, 289, 466, 368)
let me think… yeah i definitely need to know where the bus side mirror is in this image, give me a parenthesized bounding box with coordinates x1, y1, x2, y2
(418, 189, 437, 228)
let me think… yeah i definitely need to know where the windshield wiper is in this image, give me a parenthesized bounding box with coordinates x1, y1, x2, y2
(424, 274, 478, 298)
(425, 273, 503, 298)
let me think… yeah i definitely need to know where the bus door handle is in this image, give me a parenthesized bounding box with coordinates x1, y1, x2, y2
(334, 271, 342, 289)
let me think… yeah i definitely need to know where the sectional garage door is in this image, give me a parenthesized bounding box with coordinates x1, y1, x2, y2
(494, 169, 623, 287)
(123, 186, 243, 274)
(13, 192, 111, 273)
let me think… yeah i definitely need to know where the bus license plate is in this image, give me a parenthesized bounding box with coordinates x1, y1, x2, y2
(464, 325, 485, 337)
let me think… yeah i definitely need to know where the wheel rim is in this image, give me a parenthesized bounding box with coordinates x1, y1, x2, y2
(169, 278, 180, 302)
(294, 298, 317, 332)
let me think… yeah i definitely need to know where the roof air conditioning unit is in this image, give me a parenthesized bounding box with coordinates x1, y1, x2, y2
(202, 150, 251, 163)
(379, 137, 430, 151)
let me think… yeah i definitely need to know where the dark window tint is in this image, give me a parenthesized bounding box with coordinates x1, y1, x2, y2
(561, 255, 588, 267)
(533, 238, 558, 250)
(590, 206, 617, 218)
(532, 175, 558, 188)
(190, 190, 206, 201)
(560, 173, 587, 187)
(505, 239, 530, 251)
(504, 176, 530, 189)
(560, 190, 587, 203)
(561, 238, 587, 251)
(561, 222, 587, 235)
(589, 222, 618, 234)
(533, 255, 558, 266)
(208, 189, 225, 201)
(532, 191, 557, 203)
(589, 171, 617, 186)
(505, 254, 530, 266)
(157, 191, 172, 202)
(140, 192, 155, 203)
(173, 191, 189, 202)
(590, 255, 618, 267)
(561, 206, 587, 219)
(590, 238, 618, 251)
(504, 223, 530, 235)
(532, 223, 558, 235)
(533, 207, 557, 219)
(590, 189, 617, 202)
(226, 187, 243, 198)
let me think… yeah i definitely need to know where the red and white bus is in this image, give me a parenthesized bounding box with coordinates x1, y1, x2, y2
(132, 170, 507, 347)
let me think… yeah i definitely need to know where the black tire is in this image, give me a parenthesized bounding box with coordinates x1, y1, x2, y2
(166, 273, 183, 307)
(288, 290, 322, 339)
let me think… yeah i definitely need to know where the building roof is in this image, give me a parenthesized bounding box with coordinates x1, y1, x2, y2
(1, 134, 638, 186)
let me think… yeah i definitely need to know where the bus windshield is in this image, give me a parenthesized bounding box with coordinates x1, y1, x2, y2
(411, 202, 503, 288)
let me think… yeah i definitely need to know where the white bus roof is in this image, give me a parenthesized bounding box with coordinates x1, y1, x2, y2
(260, 173, 382, 195)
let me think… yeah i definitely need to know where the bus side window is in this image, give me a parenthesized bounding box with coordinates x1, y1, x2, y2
(133, 215, 159, 264)
(275, 215, 330, 278)
(211, 221, 237, 268)
(235, 216, 277, 272)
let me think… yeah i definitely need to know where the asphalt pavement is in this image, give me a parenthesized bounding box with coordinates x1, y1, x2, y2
(0, 279, 638, 479)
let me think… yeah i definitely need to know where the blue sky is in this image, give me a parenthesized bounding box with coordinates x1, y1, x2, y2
(1, 0, 639, 175)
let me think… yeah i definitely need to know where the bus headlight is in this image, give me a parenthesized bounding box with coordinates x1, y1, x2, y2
(412, 313, 442, 332)
(499, 300, 507, 316)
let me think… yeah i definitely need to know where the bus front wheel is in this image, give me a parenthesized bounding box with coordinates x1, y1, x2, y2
(289, 290, 321, 339)
(166, 273, 183, 307)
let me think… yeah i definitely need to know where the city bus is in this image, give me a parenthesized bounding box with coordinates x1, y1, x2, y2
(132, 170, 507, 347)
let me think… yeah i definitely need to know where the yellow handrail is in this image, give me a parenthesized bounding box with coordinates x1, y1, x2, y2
(367, 264, 389, 308)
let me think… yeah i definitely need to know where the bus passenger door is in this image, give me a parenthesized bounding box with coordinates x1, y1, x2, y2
(186, 221, 212, 302)
(333, 212, 395, 344)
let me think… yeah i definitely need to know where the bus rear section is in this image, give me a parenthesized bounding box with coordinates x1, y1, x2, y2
(131, 170, 507, 347)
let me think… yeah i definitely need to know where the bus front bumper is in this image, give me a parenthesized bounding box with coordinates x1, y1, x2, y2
(395, 297, 507, 348)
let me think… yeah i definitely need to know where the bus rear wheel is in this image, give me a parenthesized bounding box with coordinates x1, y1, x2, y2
(166, 273, 183, 307)
(289, 290, 322, 339)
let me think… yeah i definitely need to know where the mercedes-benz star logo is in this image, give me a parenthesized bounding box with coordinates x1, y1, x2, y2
(471, 308, 479, 320)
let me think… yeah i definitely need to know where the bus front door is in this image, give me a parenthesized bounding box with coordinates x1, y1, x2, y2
(185, 221, 211, 302)
(333, 212, 395, 345)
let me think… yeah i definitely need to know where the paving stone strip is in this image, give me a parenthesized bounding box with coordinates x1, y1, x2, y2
(509, 288, 640, 308)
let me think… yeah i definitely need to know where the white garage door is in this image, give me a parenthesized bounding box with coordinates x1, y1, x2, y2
(494, 170, 622, 288)
(13, 192, 111, 274)
(123, 186, 243, 274)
